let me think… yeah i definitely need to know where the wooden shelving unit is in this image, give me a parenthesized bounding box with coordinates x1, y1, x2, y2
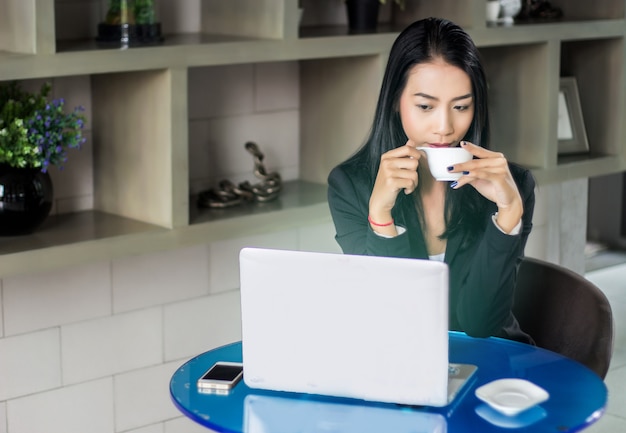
(0, 0, 624, 278)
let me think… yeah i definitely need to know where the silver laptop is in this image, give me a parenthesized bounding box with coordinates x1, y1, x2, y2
(239, 247, 476, 407)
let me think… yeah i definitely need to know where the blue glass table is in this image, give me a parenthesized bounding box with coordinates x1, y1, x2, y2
(170, 331, 607, 432)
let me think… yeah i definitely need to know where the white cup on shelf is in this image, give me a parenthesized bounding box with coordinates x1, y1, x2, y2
(486, 1, 501, 23)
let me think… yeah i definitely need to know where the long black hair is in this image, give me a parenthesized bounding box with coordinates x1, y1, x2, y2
(348, 17, 492, 247)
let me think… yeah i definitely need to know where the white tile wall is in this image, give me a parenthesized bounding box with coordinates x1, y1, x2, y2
(2, 262, 111, 336)
(205, 110, 300, 181)
(190, 110, 300, 192)
(188, 62, 301, 193)
(113, 361, 183, 432)
(208, 231, 299, 294)
(209, 110, 300, 177)
(0, 402, 6, 433)
(7, 378, 114, 433)
(112, 245, 210, 314)
(163, 290, 242, 362)
(0, 329, 61, 401)
(164, 417, 214, 433)
(255, 62, 300, 112)
(298, 221, 343, 254)
(188, 65, 255, 120)
(602, 358, 626, 420)
(61, 308, 162, 385)
(126, 424, 164, 433)
(587, 414, 626, 433)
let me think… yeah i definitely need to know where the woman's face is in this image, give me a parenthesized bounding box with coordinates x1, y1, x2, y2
(398, 58, 474, 148)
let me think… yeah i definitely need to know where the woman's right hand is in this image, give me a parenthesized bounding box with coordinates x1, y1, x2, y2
(368, 141, 421, 228)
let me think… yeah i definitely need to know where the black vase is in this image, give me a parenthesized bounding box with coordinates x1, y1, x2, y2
(0, 164, 53, 236)
(345, 0, 380, 34)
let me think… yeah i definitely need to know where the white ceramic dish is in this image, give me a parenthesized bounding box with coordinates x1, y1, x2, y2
(474, 379, 549, 416)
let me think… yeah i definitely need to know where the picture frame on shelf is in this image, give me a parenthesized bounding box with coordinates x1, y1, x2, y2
(558, 77, 589, 155)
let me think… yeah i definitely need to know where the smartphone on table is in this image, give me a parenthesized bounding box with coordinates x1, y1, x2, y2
(197, 361, 244, 393)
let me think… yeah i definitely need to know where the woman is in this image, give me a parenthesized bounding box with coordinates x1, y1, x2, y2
(327, 17, 535, 343)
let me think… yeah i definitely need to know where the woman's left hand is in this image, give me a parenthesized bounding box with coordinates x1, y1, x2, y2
(449, 141, 524, 232)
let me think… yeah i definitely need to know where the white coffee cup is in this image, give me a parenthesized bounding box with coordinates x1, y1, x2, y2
(417, 146, 473, 181)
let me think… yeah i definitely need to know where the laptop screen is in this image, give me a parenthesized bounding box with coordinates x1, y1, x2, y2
(239, 247, 451, 406)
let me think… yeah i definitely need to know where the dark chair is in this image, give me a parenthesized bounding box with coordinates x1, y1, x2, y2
(513, 256, 614, 379)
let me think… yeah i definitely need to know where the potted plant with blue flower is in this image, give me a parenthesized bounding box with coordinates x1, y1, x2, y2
(0, 81, 86, 235)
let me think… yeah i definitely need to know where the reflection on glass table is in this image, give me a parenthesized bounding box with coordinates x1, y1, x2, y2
(170, 332, 608, 433)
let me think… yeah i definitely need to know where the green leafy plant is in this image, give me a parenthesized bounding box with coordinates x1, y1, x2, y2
(134, 0, 156, 24)
(0, 81, 86, 172)
(105, 0, 156, 25)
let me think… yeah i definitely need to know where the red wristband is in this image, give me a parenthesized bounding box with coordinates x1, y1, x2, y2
(368, 215, 394, 227)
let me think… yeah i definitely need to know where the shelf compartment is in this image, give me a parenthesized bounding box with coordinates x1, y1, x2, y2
(300, 55, 383, 184)
(0, 180, 330, 279)
(55, 32, 262, 54)
(560, 37, 624, 160)
(470, 19, 625, 49)
(201, 0, 298, 40)
(392, 0, 479, 29)
(3, 1, 621, 59)
(480, 42, 555, 170)
(92, 68, 188, 229)
(190, 180, 327, 225)
(2, 19, 622, 81)
(554, 0, 624, 20)
(0, 0, 54, 55)
(299, 0, 480, 32)
(0, 210, 167, 278)
(0, 210, 164, 256)
(533, 154, 622, 185)
(53, 0, 294, 54)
